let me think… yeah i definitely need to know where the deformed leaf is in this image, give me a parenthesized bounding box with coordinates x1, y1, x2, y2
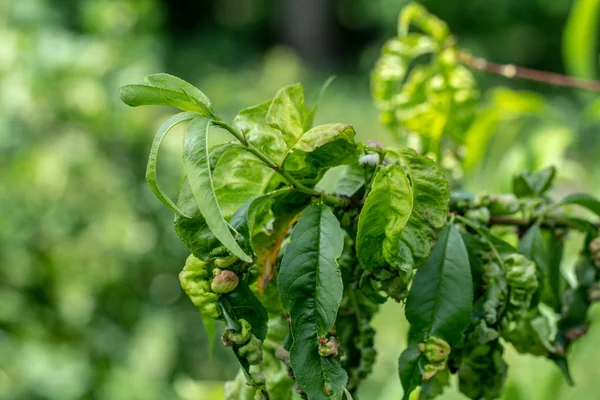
(392, 149, 450, 267)
(183, 117, 252, 262)
(405, 223, 473, 346)
(145, 111, 196, 217)
(278, 204, 348, 399)
(356, 164, 413, 270)
(266, 84, 309, 146)
(283, 123, 359, 183)
(120, 73, 214, 115)
(220, 279, 269, 341)
(518, 225, 564, 311)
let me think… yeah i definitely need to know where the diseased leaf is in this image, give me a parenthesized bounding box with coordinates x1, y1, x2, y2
(278, 204, 348, 399)
(392, 149, 450, 267)
(512, 166, 556, 198)
(213, 147, 281, 220)
(405, 224, 473, 346)
(233, 100, 288, 162)
(283, 123, 359, 183)
(333, 162, 366, 198)
(518, 225, 564, 311)
(356, 164, 413, 270)
(561, 193, 600, 217)
(230, 188, 310, 291)
(266, 84, 308, 146)
(120, 73, 213, 115)
(220, 279, 269, 341)
(145, 111, 196, 217)
(183, 117, 252, 262)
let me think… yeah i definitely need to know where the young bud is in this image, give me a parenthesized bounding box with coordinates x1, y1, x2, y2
(211, 269, 239, 293)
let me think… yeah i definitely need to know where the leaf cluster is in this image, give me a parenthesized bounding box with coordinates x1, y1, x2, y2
(120, 4, 600, 399)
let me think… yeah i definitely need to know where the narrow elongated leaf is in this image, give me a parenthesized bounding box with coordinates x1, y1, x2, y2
(399, 344, 424, 400)
(356, 164, 413, 270)
(183, 116, 252, 262)
(278, 204, 348, 399)
(120, 73, 213, 115)
(145, 112, 195, 217)
(174, 179, 221, 260)
(306, 75, 336, 129)
(561, 193, 600, 217)
(405, 224, 473, 346)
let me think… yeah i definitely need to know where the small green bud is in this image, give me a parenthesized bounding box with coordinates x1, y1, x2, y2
(211, 268, 239, 293)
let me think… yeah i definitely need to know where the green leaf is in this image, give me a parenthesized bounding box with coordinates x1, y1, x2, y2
(405, 224, 473, 346)
(333, 163, 366, 198)
(145, 112, 196, 218)
(212, 146, 281, 220)
(560, 193, 600, 217)
(278, 204, 348, 399)
(398, 344, 424, 400)
(174, 179, 221, 260)
(356, 164, 413, 270)
(518, 225, 564, 311)
(266, 84, 309, 147)
(283, 123, 359, 183)
(563, 0, 600, 80)
(120, 73, 213, 115)
(419, 369, 450, 400)
(356, 150, 449, 272)
(233, 100, 288, 162)
(220, 279, 269, 341)
(183, 116, 252, 262)
(392, 149, 450, 267)
(512, 166, 556, 198)
(231, 188, 310, 291)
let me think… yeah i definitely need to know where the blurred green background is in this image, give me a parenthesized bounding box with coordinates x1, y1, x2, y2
(1, 0, 600, 399)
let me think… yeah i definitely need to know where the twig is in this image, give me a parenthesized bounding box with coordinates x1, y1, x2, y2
(458, 51, 600, 92)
